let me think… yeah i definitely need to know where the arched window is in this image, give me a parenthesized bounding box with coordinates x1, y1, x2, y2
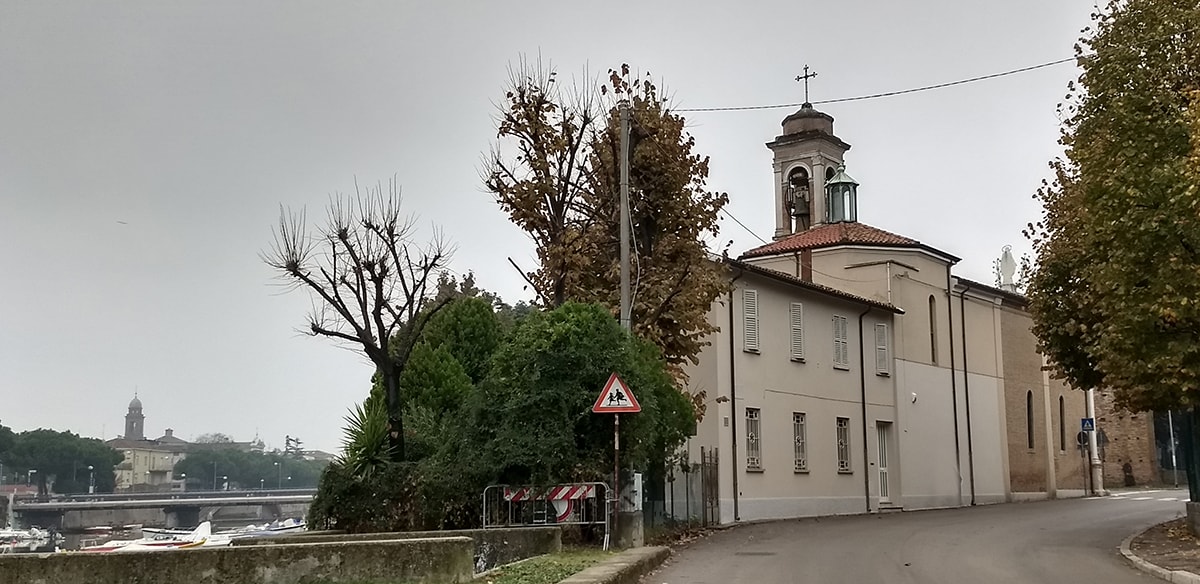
(1059, 396, 1066, 451)
(928, 295, 938, 365)
(1026, 391, 1035, 449)
(785, 167, 811, 230)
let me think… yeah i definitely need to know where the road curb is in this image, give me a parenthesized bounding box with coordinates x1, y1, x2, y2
(1120, 523, 1200, 584)
(558, 546, 671, 584)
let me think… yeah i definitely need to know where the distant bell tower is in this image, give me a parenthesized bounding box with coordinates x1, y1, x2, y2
(125, 394, 145, 440)
(767, 67, 852, 238)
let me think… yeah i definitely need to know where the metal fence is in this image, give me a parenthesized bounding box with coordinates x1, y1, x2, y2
(642, 447, 719, 528)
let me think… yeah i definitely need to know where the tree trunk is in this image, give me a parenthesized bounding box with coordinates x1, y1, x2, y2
(384, 367, 406, 461)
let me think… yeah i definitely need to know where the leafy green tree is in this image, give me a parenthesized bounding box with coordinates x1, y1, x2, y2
(193, 433, 234, 444)
(475, 302, 694, 485)
(4, 429, 122, 495)
(264, 180, 451, 461)
(1025, 0, 1200, 498)
(486, 61, 729, 376)
(415, 296, 503, 384)
(174, 449, 326, 490)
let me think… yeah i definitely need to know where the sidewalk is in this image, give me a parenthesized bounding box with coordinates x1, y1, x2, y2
(1122, 518, 1200, 583)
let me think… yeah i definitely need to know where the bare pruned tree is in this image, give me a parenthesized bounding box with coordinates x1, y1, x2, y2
(264, 177, 452, 461)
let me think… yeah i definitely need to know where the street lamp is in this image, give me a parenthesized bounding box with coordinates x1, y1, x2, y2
(88, 465, 95, 494)
(221, 475, 228, 491)
(179, 473, 187, 492)
(27, 469, 36, 486)
(274, 461, 282, 489)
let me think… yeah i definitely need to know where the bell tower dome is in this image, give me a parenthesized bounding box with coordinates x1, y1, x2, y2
(766, 104, 851, 238)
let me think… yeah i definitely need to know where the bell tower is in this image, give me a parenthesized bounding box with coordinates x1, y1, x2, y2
(766, 100, 851, 238)
(125, 394, 145, 440)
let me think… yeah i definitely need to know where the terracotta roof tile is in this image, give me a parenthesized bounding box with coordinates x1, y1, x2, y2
(741, 222, 922, 258)
(726, 259, 903, 314)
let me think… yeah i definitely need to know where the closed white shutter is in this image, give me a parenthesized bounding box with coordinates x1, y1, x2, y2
(875, 323, 890, 375)
(789, 302, 805, 361)
(743, 289, 760, 353)
(833, 315, 849, 367)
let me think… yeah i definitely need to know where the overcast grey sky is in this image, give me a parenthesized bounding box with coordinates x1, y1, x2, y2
(0, 1, 1094, 454)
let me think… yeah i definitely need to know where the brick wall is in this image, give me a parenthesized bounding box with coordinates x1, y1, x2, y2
(1094, 389, 1160, 488)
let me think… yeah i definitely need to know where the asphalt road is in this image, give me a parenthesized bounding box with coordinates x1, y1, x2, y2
(646, 489, 1189, 584)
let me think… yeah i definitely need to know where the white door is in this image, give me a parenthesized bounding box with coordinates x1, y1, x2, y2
(877, 422, 891, 504)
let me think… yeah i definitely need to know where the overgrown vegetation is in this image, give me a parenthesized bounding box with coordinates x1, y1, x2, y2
(309, 296, 695, 531)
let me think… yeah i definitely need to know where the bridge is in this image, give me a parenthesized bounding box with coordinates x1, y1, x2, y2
(11, 489, 317, 529)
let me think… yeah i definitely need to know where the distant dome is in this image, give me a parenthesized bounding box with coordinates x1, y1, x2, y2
(129, 396, 143, 410)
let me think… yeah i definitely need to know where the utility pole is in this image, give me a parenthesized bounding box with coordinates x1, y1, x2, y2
(1085, 388, 1105, 495)
(1169, 410, 1179, 488)
(619, 100, 631, 332)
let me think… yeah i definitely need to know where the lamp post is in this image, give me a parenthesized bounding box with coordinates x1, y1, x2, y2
(179, 473, 187, 492)
(274, 461, 282, 489)
(221, 475, 228, 491)
(88, 465, 95, 494)
(27, 469, 36, 486)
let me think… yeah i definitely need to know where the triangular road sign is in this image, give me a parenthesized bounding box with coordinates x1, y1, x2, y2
(592, 372, 641, 413)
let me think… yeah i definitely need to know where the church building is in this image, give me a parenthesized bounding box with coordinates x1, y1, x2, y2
(680, 102, 1088, 523)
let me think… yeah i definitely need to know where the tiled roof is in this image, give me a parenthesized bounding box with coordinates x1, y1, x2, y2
(742, 222, 925, 259)
(726, 259, 903, 314)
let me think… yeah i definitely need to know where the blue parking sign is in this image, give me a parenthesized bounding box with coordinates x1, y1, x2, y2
(1081, 417, 1095, 432)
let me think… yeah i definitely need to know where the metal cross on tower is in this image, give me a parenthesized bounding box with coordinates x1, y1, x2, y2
(795, 65, 818, 106)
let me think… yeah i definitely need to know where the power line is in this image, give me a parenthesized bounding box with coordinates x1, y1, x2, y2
(674, 57, 1077, 113)
(720, 208, 769, 245)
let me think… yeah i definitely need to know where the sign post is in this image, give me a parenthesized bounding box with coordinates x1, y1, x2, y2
(593, 372, 641, 549)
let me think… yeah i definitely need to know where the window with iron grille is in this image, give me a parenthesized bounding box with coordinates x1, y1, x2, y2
(746, 408, 762, 470)
(836, 417, 852, 472)
(793, 412, 808, 472)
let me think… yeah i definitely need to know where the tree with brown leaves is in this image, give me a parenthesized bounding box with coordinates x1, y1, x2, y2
(485, 60, 729, 381)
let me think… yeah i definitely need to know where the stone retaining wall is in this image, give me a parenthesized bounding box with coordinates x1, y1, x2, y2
(0, 536, 473, 584)
(238, 526, 561, 573)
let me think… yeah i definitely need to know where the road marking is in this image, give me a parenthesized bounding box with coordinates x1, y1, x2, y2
(1158, 498, 1178, 501)
(1132, 497, 1154, 501)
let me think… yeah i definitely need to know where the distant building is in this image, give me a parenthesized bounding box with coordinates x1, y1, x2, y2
(106, 397, 188, 491)
(104, 396, 292, 492)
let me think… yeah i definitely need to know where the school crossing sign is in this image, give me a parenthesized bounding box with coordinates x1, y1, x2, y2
(592, 373, 641, 413)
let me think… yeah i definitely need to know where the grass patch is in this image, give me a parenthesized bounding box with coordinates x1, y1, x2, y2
(480, 547, 612, 584)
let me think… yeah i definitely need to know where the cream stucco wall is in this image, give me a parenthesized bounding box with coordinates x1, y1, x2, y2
(685, 270, 903, 522)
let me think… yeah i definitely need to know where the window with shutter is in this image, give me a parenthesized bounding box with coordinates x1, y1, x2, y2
(875, 323, 890, 376)
(789, 303, 805, 361)
(743, 289, 760, 353)
(833, 315, 849, 369)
